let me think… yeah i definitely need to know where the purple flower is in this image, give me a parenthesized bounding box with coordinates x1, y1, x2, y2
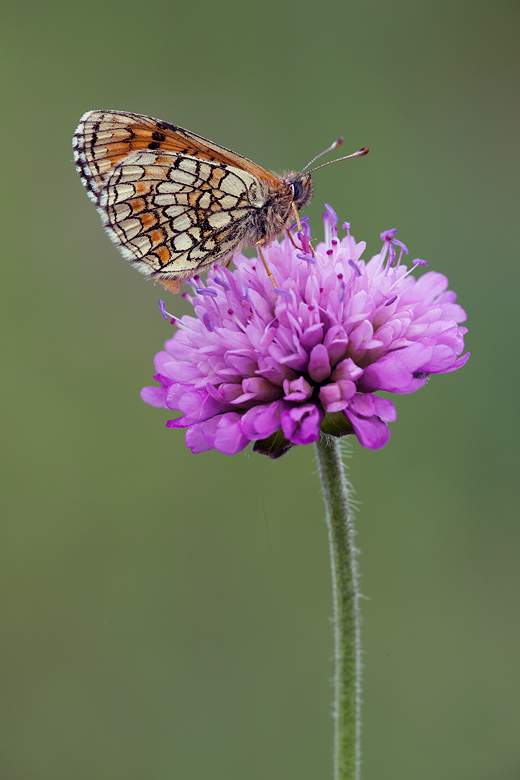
(141, 211, 469, 457)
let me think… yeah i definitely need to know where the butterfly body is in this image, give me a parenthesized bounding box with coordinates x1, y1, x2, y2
(73, 110, 313, 291)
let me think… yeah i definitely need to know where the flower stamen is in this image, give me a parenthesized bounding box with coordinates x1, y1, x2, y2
(196, 288, 218, 297)
(348, 259, 362, 277)
(158, 298, 176, 323)
(213, 277, 231, 291)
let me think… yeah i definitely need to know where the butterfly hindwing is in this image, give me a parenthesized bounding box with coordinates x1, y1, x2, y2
(98, 148, 265, 277)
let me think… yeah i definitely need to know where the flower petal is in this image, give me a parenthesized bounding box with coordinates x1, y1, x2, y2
(360, 343, 432, 392)
(308, 344, 331, 382)
(281, 403, 324, 445)
(319, 380, 356, 412)
(345, 410, 391, 449)
(140, 386, 168, 408)
(241, 400, 286, 440)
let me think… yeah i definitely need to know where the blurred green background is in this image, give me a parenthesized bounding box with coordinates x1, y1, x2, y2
(1, 0, 519, 778)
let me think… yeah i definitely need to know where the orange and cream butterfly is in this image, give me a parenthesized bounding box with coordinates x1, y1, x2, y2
(73, 110, 368, 293)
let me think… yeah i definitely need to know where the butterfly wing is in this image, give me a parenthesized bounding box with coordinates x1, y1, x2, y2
(99, 148, 267, 282)
(73, 110, 294, 289)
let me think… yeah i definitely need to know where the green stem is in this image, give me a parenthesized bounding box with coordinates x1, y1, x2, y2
(315, 435, 361, 780)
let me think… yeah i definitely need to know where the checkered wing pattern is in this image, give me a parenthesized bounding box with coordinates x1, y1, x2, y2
(73, 110, 276, 204)
(99, 149, 267, 278)
(72, 110, 308, 291)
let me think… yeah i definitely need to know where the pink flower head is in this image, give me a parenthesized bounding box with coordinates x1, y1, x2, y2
(141, 210, 469, 457)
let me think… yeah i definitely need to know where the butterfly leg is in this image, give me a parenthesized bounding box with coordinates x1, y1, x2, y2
(256, 240, 277, 288)
(286, 228, 299, 249)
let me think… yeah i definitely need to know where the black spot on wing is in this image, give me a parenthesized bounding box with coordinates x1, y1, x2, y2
(155, 120, 183, 133)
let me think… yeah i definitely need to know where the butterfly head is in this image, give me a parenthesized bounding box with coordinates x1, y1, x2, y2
(288, 172, 314, 211)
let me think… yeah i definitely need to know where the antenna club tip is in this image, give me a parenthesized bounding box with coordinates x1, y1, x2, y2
(334, 137, 344, 148)
(360, 147, 369, 155)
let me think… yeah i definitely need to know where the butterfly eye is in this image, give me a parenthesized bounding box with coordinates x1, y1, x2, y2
(292, 181, 304, 203)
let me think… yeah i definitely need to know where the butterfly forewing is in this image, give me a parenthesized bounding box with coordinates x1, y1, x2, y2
(73, 110, 278, 201)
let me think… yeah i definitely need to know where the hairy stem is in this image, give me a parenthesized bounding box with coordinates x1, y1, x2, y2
(315, 436, 361, 780)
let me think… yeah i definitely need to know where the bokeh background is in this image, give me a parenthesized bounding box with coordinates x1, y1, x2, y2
(1, 1, 519, 778)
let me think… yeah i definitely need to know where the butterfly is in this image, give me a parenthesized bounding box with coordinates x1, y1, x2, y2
(73, 110, 368, 293)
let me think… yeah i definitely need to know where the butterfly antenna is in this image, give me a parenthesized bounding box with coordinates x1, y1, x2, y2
(306, 146, 369, 175)
(298, 137, 345, 175)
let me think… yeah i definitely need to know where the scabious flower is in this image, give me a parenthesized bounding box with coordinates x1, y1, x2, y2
(141, 208, 469, 457)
